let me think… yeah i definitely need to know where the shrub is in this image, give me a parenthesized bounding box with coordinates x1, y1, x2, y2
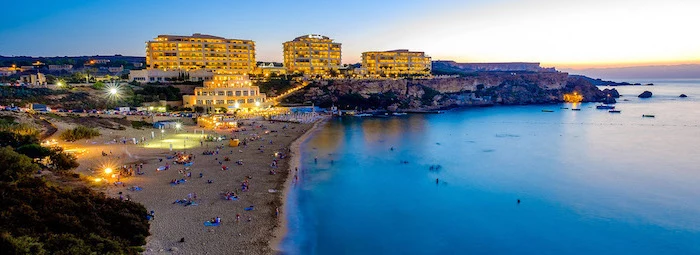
(0, 146, 40, 182)
(130, 121, 149, 130)
(91, 81, 105, 90)
(59, 126, 100, 142)
(15, 143, 51, 159)
(48, 147, 79, 173)
(0, 178, 150, 254)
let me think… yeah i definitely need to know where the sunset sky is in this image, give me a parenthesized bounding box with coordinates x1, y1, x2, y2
(0, 0, 698, 69)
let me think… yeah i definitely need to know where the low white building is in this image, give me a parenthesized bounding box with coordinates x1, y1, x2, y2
(129, 69, 214, 84)
(48, 65, 74, 71)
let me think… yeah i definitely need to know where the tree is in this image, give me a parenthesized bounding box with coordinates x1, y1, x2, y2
(15, 144, 50, 159)
(0, 146, 40, 182)
(48, 148, 79, 172)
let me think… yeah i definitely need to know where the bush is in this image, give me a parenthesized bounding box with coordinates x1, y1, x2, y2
(0, 146, 40, 182)
(130, 121, 149, 130)
(91, 81, 105, 90)
(48, 147, 79, 172)
(0, 232, 47, 255)
(59, 126, 100, 142)
(15, 144, 51, 159)
(0, 178, 150, 254)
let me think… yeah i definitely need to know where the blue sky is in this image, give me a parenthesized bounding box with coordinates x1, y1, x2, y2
(1, 0, 698, 68)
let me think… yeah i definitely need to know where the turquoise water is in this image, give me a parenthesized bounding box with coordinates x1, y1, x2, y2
(282, 80, 700, 254)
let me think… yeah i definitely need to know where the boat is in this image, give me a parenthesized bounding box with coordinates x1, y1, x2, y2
(560, 107, 569, 109)
(392, 112, 407, 116)
(571, 108, 581, 111)
(609, 110, 621, 113)
(596, 105, 615, 110)
(643, 114, 655, 118)
(355, 113, 372, 117)
(541, 110, 554, 112)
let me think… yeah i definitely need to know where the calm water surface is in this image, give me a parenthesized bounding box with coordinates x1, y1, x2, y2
(282, 80, 700, 254)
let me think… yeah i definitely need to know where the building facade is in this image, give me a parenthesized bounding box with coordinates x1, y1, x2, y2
(182, 74, 267, 112)
(283, 34, 341, 76)
(362, 50, 431, 77)
(146, 33, 256, 74)
(129, 69, 214, 84)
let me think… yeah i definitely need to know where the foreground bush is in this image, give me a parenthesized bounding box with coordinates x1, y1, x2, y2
(0, 178, 150, 254)
(59, 126, 100, 142)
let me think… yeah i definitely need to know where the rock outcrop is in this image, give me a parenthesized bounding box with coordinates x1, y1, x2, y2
(282, 72, 613, 111)
(638, 91, 653, 98)
(680, 94, 688, 98)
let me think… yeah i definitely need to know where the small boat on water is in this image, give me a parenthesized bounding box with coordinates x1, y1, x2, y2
(571, 108, 581, 111)
(355, 113, 372, 117)
(596, 105, 615, 110)
(609, 110, 621, 113)
(392, 112, 407, 116)
(560, 107, 569, 109)
(643, 114, 655, 118)
(541, 110, 554, 112)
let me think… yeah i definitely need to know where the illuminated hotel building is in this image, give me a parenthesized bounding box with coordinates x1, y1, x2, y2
(283, 34, 342, 76)
(361, 50, 432, 77)
(146, 33, 256, 74)
(182, 73, 266, 112)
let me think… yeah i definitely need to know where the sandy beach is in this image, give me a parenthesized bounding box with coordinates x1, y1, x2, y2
(49, 116, 325, 255)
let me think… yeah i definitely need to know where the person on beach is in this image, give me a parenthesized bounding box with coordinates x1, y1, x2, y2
(236, 214, 240, 222)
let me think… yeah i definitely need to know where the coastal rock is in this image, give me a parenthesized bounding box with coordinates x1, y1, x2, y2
(290, 72, 607, 110)
(680, 94, 688, 98)
(602, 88, 620, 98)
(638, 91, 653, 98)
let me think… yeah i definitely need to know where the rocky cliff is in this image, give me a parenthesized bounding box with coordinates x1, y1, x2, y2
(282, 72, 614, 111)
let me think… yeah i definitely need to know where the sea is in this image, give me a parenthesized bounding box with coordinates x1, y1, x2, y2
(281, 79, 700, 255)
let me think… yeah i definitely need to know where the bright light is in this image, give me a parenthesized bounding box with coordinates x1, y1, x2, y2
(104, 168, 113, 174)
(176, 123, 182, 129)
(94, 178, 102, 182)
(234, 102, 240, 109)
(109, 88, 118, 95)
(255, 101, 260, 107)
(56, 81, 64, 87)
(161, 130, 165, 133)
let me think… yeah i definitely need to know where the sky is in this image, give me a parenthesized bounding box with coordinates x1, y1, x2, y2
(0, 0, 698, 69)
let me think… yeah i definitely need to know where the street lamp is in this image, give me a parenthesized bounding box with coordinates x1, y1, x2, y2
(104, 167, 113, 174)
(109, 88, 118, 95)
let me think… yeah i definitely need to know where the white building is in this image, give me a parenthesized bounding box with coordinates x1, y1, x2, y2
(48, 65, 74, 71)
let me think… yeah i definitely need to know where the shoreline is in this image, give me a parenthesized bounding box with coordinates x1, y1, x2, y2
(270, 116, 329, 253)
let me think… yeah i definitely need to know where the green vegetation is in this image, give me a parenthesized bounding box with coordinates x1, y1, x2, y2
(130, 121, 149, 130)
(59, 126, 100, 142)
(256, 78, 295, 95)
(0, 177, 149, 254)
(91, 81, 106, 90)
(135, 85, 181, 102)
(0, 116, 150, 254)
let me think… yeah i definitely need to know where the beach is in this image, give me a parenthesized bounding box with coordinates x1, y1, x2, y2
(53, 116, 324, 255)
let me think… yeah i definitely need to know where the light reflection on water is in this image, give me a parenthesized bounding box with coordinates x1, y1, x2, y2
(282, 81, 700, 255)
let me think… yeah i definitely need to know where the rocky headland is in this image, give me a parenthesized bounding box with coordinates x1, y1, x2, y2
(282, 72, 619, 111)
